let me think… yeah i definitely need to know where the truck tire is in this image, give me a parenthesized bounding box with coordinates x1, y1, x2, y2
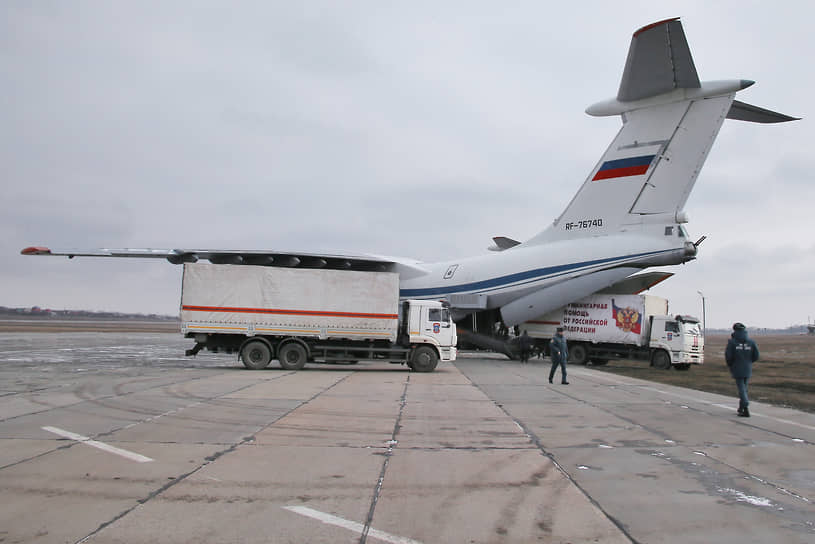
(652, 350, 671, 370)
(241, 340, 272, 370)
(411, 346, 438, 372)
(278, 342, 308, 370)
(570, 343, 589, 365)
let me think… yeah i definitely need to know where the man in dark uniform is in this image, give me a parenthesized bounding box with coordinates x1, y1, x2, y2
(725, 322, 760, 417)
(518, 330, 533, 364)
(549, 327, 569, 384)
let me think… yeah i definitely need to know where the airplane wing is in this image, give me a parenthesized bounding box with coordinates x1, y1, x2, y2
(20, 245, 415, 272)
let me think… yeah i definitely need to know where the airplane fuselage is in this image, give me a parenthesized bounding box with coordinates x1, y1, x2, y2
(396, 225, 696, 325)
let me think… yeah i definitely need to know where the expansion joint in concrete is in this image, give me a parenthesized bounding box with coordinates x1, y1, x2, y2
(360, 374, 410, 544)
(467, 376, 641, 544)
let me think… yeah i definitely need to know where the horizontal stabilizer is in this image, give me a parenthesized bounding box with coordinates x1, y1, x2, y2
(488, 236, 522, 252)
(727, 100, 800, 123)
(618, 17, 700, 102)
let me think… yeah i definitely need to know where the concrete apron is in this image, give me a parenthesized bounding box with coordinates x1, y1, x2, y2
(78, 363, 627, 543)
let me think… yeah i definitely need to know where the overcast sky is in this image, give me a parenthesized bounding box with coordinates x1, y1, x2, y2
(2, 1, 812, 329)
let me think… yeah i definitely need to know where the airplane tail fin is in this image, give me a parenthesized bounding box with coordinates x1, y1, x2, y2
(525, 18, 797, 246)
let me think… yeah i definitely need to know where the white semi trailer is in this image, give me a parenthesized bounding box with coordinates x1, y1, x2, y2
(181, 263, 456, 372)
(522, 294, 703, 370)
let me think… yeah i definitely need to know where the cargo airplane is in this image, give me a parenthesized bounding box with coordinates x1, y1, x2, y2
(22, 18, 797, 328)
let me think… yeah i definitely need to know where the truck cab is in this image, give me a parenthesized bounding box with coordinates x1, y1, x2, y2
(403, 300, 458, 362)
(649, 315, 704, 368)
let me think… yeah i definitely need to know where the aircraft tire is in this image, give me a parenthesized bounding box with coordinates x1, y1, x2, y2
(411, 346, 438, 372)
(278, 342, 308, 370)
(241, 340, 273, 370)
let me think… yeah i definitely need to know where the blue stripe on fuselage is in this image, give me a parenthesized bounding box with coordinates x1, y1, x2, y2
(399, 249, 670, 298)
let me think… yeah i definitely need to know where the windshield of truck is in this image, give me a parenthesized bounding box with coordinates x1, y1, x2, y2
(683, 322, 702, 336)
(428, 307, 451, 325)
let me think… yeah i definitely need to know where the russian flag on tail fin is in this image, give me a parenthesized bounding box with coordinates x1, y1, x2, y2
(592, 155, 656, 181)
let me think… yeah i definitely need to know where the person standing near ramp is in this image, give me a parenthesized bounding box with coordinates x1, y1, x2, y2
(549, 327, 569, 384)
(519, 330, 533, 363)
(725, 322, 760, 417)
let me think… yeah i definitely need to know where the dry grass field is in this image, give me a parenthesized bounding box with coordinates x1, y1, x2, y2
(592, 334, 815, 413)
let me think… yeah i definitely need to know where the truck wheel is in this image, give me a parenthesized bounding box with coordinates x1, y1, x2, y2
(241, 340, 272, 370)
(411, 346, 438, 372)
(652, 350, 671, 370)
(570, 344, 589, 365)
(278, 342, 308, 370)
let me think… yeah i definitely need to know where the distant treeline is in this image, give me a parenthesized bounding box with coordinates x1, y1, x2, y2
(0, 306, 178, 321)
(706, 326, 813, 335)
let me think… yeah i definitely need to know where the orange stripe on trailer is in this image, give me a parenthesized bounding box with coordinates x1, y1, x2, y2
(187, 326, 249, 331)
(326, 330, 392, 336)
(255, 328, 320, 334)
(182, 305, 397, 320)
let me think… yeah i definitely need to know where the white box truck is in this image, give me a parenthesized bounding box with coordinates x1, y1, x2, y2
(181, 263, 456, 372)
(521, 294, 703, 370)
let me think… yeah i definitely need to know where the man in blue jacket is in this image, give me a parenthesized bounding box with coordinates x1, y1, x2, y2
(725, 322, 760, 417)
(549, 327, 569, 384)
